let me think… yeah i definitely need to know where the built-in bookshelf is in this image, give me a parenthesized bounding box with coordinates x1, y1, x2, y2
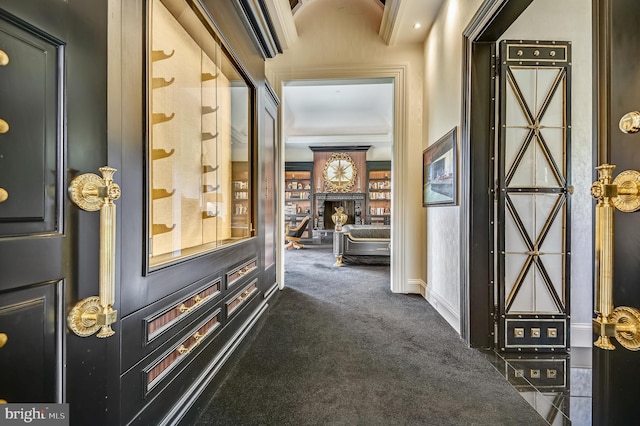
(284, 163, 313, 239)
(367, 162, 391, 226)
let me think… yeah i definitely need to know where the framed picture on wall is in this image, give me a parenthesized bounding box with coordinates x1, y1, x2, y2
(423, 127, 458, 207)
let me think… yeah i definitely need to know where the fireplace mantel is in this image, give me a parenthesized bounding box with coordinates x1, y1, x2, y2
(315, 192, 365, 230)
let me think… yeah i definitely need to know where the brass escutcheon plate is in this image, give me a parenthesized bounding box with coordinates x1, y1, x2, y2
(67, 296, 102, 337)
(612, 170, 640, 212)
(611, 306, 640, 351)
(69, 173, 105, 211)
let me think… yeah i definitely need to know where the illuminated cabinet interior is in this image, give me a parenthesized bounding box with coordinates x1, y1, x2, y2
(148, 0, 251, 267)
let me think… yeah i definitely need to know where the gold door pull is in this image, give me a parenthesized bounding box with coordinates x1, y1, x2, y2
(591, 164, 640, 350)
(0, 118, 9, 134)
(0, 50, 8, 66)
(67, 166, 120, 338)
(0, 333, 7, 348)
(0, 188, 8, 203)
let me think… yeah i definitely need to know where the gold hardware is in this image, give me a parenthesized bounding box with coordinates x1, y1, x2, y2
(237, 289, 252, 302)
(533, 50, 540, 56)
(0, 333, 7, 348)
(591, 164, 640, 350)
(550, 51, 556, 57)
(0, 50, 8, 66)
(514, 369, 524, 378)
(0, 399, 6, 404)
(178, 295, 205, 314)
(517, 50, 523, 56)
(531, 328, 541, 338)
(177, 331, 205, 356)
(547, 369, 557, 379)
(514, 328, 524, 338)
(548, 328, 557, 338)
(530, 369, 540, 378)
(67, 167, 120, 338)
(0, 188, 7, 203)
(0, 118, 9, 134)
(619, 111, 640, 134)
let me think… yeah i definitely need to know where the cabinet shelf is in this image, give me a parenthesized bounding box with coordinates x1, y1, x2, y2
(152, 148, 175, 160)
(151, 49, 175, 61)
(202, 105, 219, 114)
(152, 77, 175, 89)
(152, 112, 175, 124)
(152, 223, 176, 235)
(366, 163, 391, 226)
(152, 188, 175, 199)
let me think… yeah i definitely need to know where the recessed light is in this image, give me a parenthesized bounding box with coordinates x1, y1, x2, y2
(413, 23, 422, 29)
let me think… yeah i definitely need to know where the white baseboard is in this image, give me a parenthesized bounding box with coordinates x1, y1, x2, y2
(419, 280, 461, 334)
(571, 322, 592, 348)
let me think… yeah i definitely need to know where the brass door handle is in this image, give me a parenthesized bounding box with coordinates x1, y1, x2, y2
(591, 164, 640, 350)
(0, 333, 7, 348)
(67, 166, 120, 338)
(619, 111, 640, 134)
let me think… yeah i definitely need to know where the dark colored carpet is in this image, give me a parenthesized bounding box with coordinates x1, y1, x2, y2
(191, 244, 546, 425)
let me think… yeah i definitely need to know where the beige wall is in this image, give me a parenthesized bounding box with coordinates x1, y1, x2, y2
(423, 0, 485, 331)
(267, 0, 426, 292)
(423, 0, 593, 343)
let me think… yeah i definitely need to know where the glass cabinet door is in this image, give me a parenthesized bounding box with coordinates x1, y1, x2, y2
(148, 0, 252, 267)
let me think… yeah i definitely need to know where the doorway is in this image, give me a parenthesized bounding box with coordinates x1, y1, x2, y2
(274, 67, 408, 293)
(282, 78, 392, 277)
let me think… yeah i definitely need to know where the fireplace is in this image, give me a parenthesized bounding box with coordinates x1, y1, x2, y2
(314, 192, 364, 230)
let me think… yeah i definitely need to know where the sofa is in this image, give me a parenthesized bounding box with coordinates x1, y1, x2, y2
(333, 224, 391, 266)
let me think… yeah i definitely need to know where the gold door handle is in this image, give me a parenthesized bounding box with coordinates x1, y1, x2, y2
(0, 49, 8, 66)
(591, 164, 640, 350)
(0, 118, 9, 134)
(0, 333, 7, 348)
(67, 166, 120, 338)
(619, 111, 640, 134)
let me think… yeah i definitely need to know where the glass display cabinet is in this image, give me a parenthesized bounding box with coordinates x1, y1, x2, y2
(148, 0, 253, 267)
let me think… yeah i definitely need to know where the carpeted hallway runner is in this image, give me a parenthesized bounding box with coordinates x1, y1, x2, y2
(190, 243, 547, 425)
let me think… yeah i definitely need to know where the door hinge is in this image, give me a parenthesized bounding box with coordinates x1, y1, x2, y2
(493, 53, 501, 78)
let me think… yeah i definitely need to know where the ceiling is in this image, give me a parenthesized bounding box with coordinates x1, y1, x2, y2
(274, 0, 445, 151)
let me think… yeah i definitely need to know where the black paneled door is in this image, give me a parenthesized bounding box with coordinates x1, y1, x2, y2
(593, 1, 640, 424)
(496, 40, 571, 353)
(0, 0, 108, 415)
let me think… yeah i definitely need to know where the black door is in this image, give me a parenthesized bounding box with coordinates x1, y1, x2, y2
(0, 0, 109, 418)
(261, 84, 279, 293)
(496, 40, 571, 353)
(593, 0, 640, 424)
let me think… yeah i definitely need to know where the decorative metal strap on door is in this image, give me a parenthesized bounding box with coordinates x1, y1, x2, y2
(497, 40, 571, 352)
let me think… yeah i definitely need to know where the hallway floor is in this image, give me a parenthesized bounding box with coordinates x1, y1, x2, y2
(186, 243, 554, 425)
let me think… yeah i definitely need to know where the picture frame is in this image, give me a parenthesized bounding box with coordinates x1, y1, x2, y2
(423, 127, 458, 207)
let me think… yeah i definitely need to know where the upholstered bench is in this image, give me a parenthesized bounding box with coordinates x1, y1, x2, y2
(333, 224, 391, 266)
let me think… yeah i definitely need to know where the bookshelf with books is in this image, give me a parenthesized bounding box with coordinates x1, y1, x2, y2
(284, 162, 313, 240)
(366, 162, 391, 226)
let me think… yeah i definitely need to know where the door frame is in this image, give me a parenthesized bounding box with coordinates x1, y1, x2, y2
(270, 66, 407, 294)
(460, 0, 534, 347)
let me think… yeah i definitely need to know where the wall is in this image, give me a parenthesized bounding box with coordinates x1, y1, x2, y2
(423, 0, 485, 331)
(267, 0, 425, 292)
(423, 0, 593, 344)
